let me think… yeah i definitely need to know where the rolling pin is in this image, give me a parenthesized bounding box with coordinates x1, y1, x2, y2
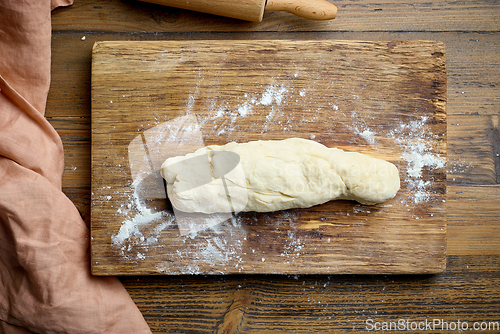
(140, 0, 337, 22)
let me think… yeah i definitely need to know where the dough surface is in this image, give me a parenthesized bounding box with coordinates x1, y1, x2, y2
(160, 138, 400, 214)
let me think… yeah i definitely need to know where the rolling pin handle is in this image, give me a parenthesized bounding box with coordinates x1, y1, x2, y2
(265, 0, 337, 20)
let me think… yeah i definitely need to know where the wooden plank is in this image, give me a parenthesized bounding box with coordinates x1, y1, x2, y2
(51, 0, 500, 33)
(90, 40, 446, 275)
(448, 115, 500, 185)
(448, 225, 500, 256)
(447, 185, 500, 255)
(48, 117, 92, 225)
(447, 186, 500, 224)
(121, 255, 500, 333)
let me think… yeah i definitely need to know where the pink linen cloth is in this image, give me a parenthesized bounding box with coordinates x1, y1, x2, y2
(0, 0, 152, 332)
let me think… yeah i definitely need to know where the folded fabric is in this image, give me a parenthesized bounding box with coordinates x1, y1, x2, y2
(0, 0, 152, 332)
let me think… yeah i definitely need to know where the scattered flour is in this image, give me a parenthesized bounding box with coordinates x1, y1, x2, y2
(448, 158, 473, 178)
(195, 84, 289, 137)
(359, 129, 376, 145)
(281, 230, 305, 263)
(237, 102, 252, 117)
(259, 84, 288, 106)
(340, 110, 378, 145)
(402, 143, 445, 178)
(388, 116, 446, 204)
(111, 172, 174, 260)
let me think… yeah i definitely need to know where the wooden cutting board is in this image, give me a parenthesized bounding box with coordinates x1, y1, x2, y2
(91, 40, 446, 276)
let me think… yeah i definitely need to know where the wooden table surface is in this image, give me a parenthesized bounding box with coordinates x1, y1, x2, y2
(49, 1, 499, 332)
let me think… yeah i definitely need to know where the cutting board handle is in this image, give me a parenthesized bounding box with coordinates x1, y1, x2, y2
(265, 0, 337, 20)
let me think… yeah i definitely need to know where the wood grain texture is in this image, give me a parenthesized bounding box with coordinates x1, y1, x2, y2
(122, 255, 500, 333)
(447, 185, 500, 256)
(265, 0, 337, 21)
(90, 40, 446, 275)
(51, 0, 500, 33)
